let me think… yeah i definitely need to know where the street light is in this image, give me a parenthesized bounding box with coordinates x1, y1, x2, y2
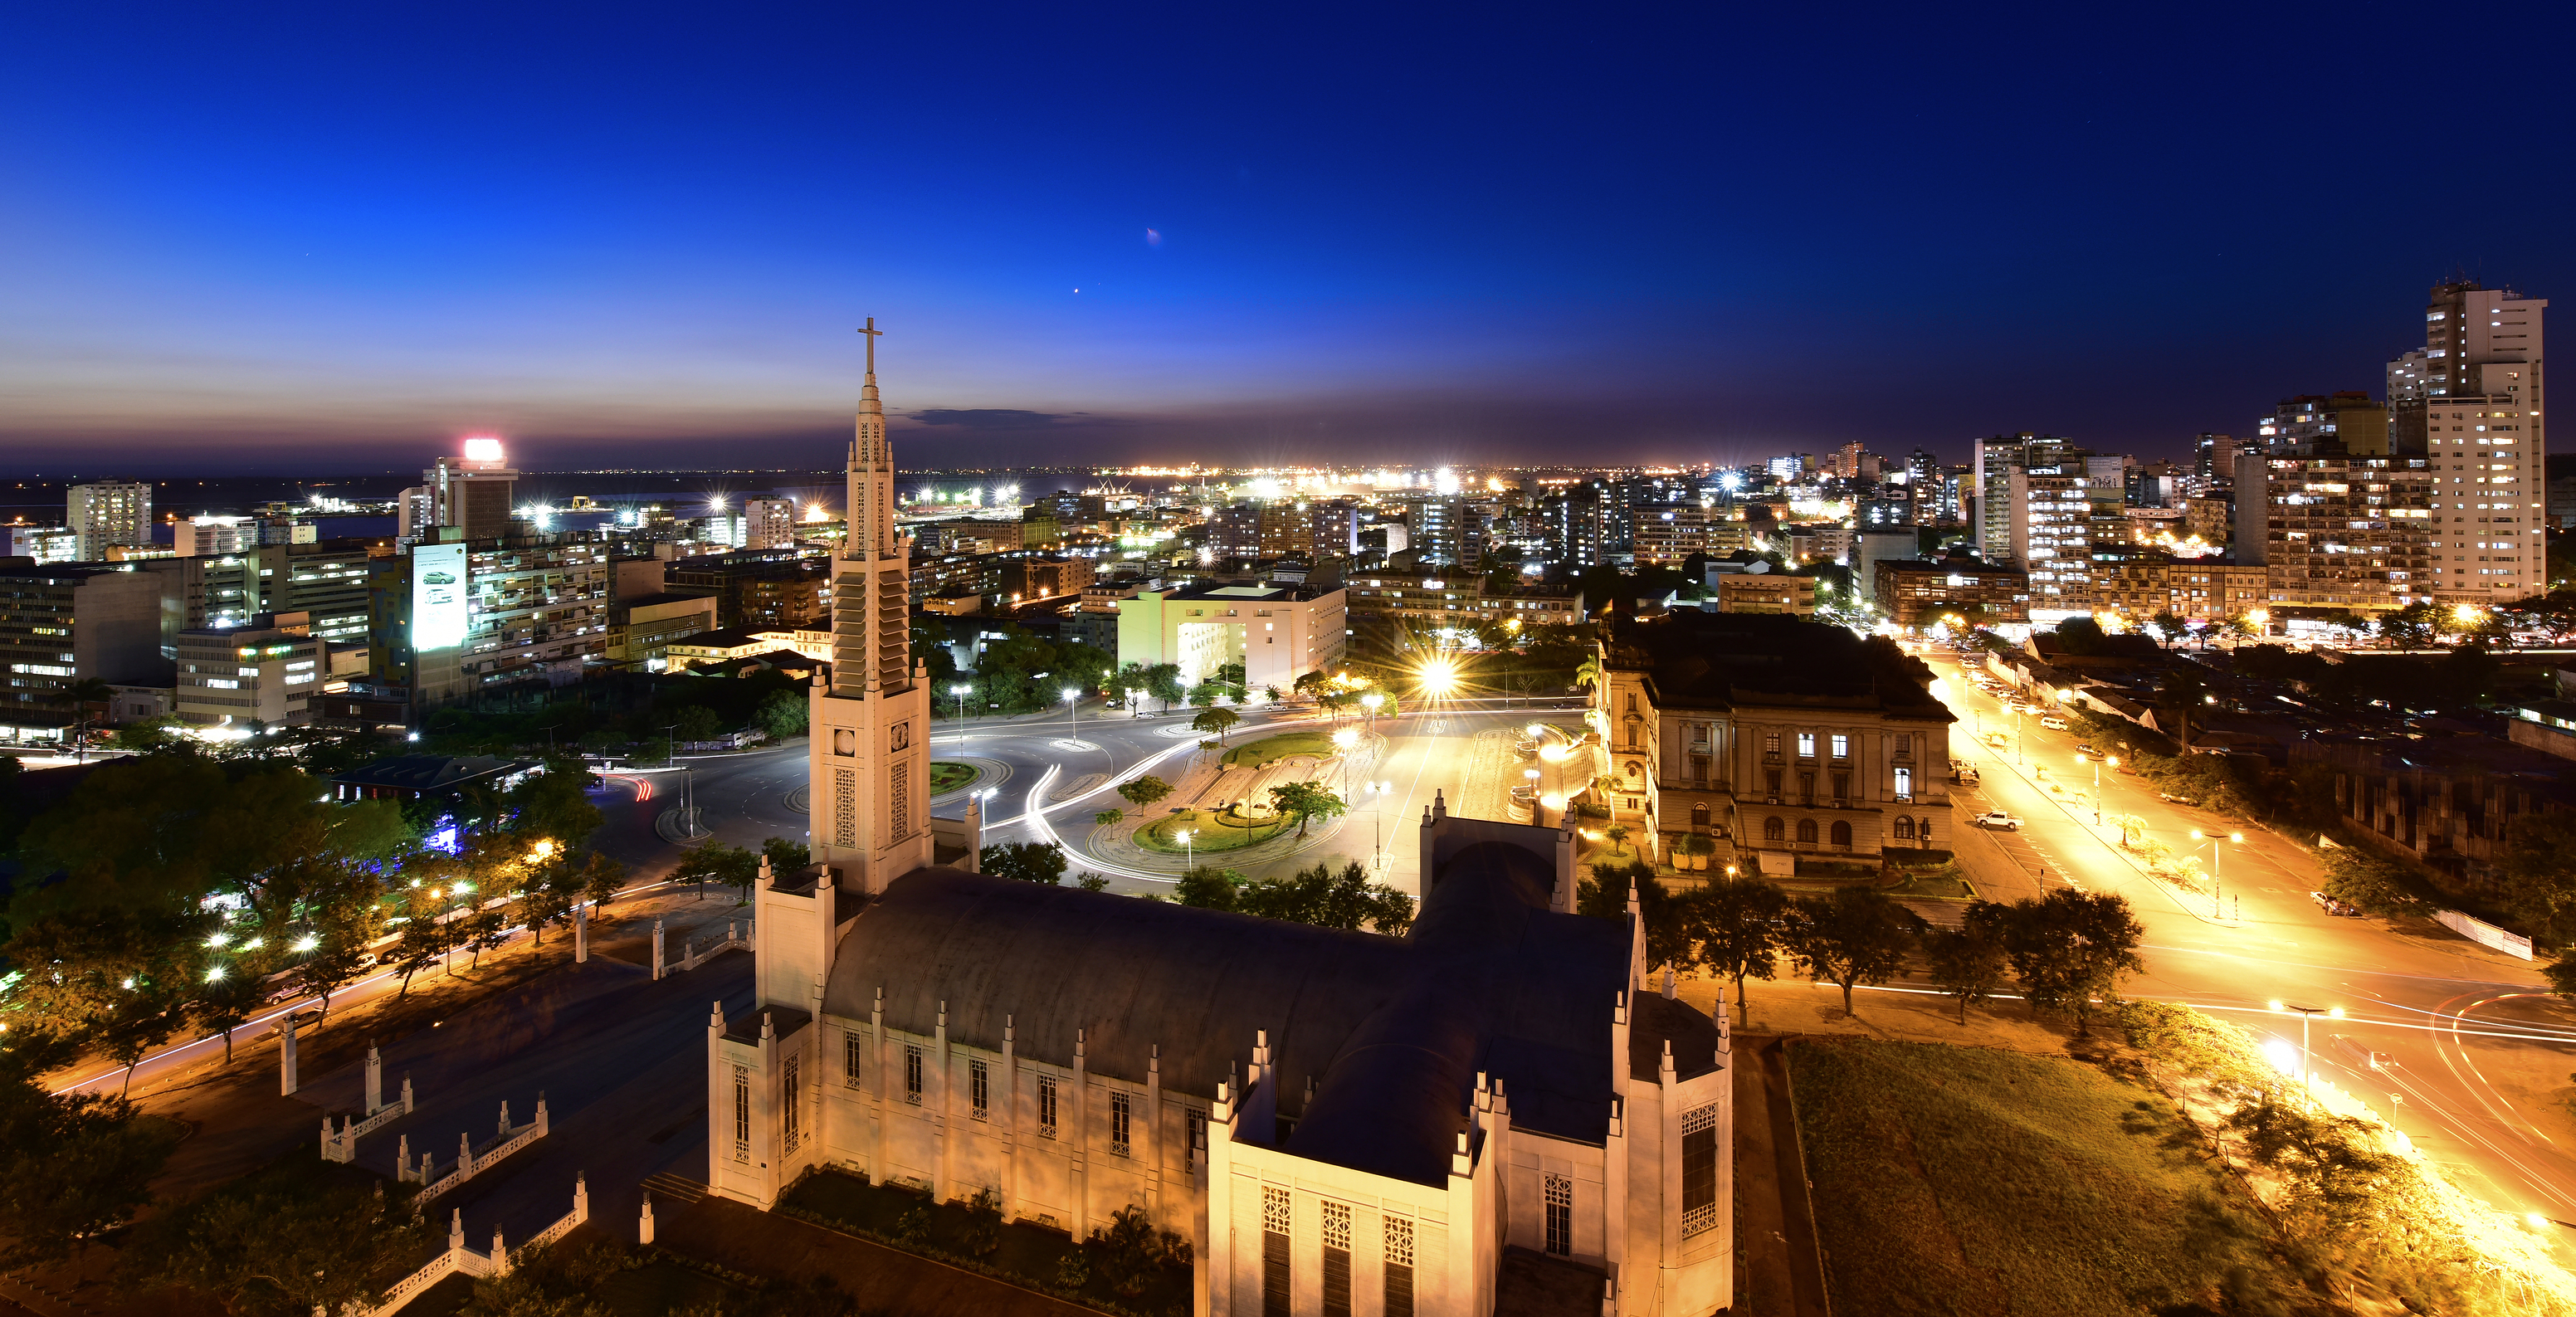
(1063, 685, 1082, 743)
(2268, 1001, 2343, 1085)
(1361, 690, 1383, 729)
(2191, 827, 2246, 919)
(1177, 828, 1195, 874)
(1366, 781, 1393, 869)
(952, 682, 973, 726)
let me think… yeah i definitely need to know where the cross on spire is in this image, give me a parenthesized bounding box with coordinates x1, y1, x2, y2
(856, 317, 881, 375)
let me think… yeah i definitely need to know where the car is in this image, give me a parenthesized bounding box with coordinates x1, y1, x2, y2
(2039, 715, 2067, 730)
(2013, 702, 2040, 716)
(2074, 744, 2100, 760)
(2309, 890, 2363, 917)
(1973, 810, 2022, 830)
(2157, 791, 2198, 806)
(1983, 731, 2009, 747)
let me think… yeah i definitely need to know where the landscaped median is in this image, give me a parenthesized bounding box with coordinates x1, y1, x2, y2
(1217, 730, 1338, 768)
(930, 760, 980, 794)
(1134, 805, 1290, 854)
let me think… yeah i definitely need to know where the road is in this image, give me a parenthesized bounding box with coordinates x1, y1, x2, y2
(1928, 647, 2576, 1236)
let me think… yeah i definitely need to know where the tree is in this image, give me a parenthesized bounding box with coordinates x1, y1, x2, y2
(1784, 887, 1925, 1018)
(1681, 880, 1789, 1028)
(2500, 813, 2576, 951)
(2156, 662, 2209, 749)
(2320, 847, 2428, 919)
(190, 958, 274, 1064)
(1577, 860, 1692, 968)
(758, 689, 810, 741)
(1236, 861, 1413, 934)
(2376, 602, 2437, 649)
(2110, 812, 2147, 846)
(1192, 705, 1242, 744)
(1118, 775, 1174, 812)
(2435, 641, 2500, 705)
(1923, 905, 2013, 1024)
(1144, 663, 1187, 712)
(0, 1068, 183, 1268)
(1266, 781, 1347, 837)
(125, 1157, 435, 1317)
(507, 760, 604, 846)
(1173, 866, 1245, 910)
(43, 676, 115, 754)
(1094, 808, 1125, 827)
(2052, 615, 2108, 656)
(2147, 610, 2188, 646)
(1187, 681, 1222, 710)
(1089, 1202, 1188, 1297)
(761, 835, 808, 877)
(674, 837, 760, 901)
(1999, 889, 2144, 1037)
(980, 841, 1069, 885)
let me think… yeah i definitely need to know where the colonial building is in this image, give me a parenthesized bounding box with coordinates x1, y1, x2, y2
(705, 336, 1734, 1317)
(1593, 612, 1954, 876)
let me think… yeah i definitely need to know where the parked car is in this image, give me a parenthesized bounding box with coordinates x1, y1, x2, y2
(2158, 791, 2198, 806)
(2074, 744, 2100, 760)
(2039, 715, 2068, 730)
(2309, 890, 2362, 917)
(1973, 810, 2022, 831)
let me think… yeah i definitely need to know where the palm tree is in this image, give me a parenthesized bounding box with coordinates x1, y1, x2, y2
(1573, 655, 1603, 691)
(46, 677, 115, 761)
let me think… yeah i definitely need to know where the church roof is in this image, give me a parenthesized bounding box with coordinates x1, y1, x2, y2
(823, 837, 1655, 1188)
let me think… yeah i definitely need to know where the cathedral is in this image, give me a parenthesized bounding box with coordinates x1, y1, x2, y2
(704, 330, 1735, 1316)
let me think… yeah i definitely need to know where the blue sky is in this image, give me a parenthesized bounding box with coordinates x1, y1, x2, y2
(3, 2, 2571, 473)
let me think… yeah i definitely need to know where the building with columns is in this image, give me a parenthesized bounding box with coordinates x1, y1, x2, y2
(1593, 611, 1955, 876)
(705, 334, 1733, 1315)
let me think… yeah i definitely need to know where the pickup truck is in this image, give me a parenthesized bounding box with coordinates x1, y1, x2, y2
(1973, 810, 2022, 831)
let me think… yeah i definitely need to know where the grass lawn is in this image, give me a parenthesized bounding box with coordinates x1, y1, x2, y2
(930, 760, 980, 794)
(1135, 806, 1290, 854)
(783, 1170, 1191, 1315)
(1789, 1038, 2272, 1316)
(1220, 731, 1339, 767)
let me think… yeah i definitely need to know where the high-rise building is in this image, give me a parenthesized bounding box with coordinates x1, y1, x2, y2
(2258, 393, 2389, 456)
(2239, 452, 2437, 610)
(175, 612, 325, 728)
(807, 319, 934, 890)
(1410, 495, 1485, 566)
(424, 437, 520, 539)
(2193, 433, 2242, 484)
(67, 481, 152, 561)
(2007, 458, 2095, 615)
(2392, 280, 2545, 414)
(1973, 434, 2080, 560)
(2413, 397, 2544, 602)
(742, 497, 798, 550)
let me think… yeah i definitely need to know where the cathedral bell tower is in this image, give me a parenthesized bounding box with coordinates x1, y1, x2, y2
(807, 318, 934, 891)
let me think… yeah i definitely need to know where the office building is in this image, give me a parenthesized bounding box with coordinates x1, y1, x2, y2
(1116, 580, 1348, 689)
(2193, 433, 2243, 484)
(68, 481, 152, 561)
(1871, 558, 2031, 630)
(0, 563, 165, 719)
(175, 612, 325, 728)
(173, 516, 251, 558)
(422, 437, 521, 539)
(2092, 558, 2266, 625)
(380, 534, 613, 707)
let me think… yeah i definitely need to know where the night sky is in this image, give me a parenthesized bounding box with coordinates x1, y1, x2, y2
(5, 4, 2571, 475)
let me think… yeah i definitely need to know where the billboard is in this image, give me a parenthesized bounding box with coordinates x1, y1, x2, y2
(412, 543, 469, 651)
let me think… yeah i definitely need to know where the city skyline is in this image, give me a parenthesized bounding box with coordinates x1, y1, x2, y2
(8, 7, 2574, 473)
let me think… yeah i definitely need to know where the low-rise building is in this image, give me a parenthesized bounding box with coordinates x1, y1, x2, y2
(1116, 579, 1347, 689)
(1712, 570, 1815, 617)
(176, 612, 324, 728)
(607, 592, 718, 667)
(1871, 558, 2031, 630)
(996, 554, 1095, 602)
(1593, 612, 1954, 874)
(2091, 557, 2266, 624)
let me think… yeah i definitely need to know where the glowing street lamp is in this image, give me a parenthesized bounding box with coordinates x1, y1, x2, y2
(1361, 690, 1383, 729)
(951, 682, 974, 724)
(2191, 827, 2246, 919)
(2267, 1000, 2343, 1085)
(1177, 828, 1195, 874)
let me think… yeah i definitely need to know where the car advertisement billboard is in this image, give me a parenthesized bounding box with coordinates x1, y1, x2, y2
(412, 542, 468, 651)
